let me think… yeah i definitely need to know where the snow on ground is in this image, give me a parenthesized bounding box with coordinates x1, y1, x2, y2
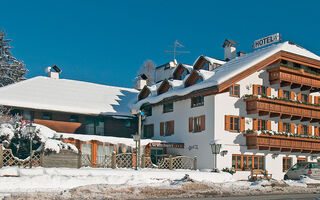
(0, 167, 234, 193)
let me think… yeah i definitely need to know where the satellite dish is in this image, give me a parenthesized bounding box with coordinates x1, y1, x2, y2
(45, 67, 52, 73)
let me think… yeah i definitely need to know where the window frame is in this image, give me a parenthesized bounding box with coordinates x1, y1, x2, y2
(42, 112, 52, 120)
(257, 85, 266, 96)
(257, 119, 266, 131)
(191, 96, 204, 108)
(283, 157, 292, 172)
(193, 116, 202, 132)
(164, 121, 174, 136)
(163, 102, 173, 113)
(230, 116, 240, 132)
(229, 84, 240, 97)
(282, 90, 290, 99)
(142, 105, 152, 117)
(283, 123, 291, 133)
(144, 124, 154, 138)
(301, 125, 308, 135)
(301, 94, 309, 103)
(232, 154, 265, 171)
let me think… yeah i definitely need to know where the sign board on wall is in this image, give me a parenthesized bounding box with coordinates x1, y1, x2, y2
(253, 33, 281, 49)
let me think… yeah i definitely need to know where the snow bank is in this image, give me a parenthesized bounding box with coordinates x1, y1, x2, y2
(0, 124, 14, 140)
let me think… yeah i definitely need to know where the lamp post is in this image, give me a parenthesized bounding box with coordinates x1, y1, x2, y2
(26, 122, 36, 168)
(130, 109, 144, 168)
(210, 141, 222, 172)
(133, 134, 140, 170)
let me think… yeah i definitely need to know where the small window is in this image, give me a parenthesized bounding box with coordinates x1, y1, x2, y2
(283, 90, 290, 99)
(283, 123, 291, 133)
(257, 86, 266, 96)
(202, 63, 209, 70)
(301, 125, 308, 135)
(180, 70, 188, 80)
(193, 116, 202, 132)
(70, 115, 79, 122)
(293, 63, 301, 68)
(229, 84, 240, 97)
(191, 96, 204, 108)
(283, 157, 292, 172)
(257, 119, 266, 131)
(230, 116, 239, 132)
(163, 102, 173, 113)
(297, 158, 306, 163)
(161, 121, 174, 136)
(42, 112, 52, 120)
(144, 124, 154, 138)
(301, 94, 308, 103)
(142, 105, 152, 117)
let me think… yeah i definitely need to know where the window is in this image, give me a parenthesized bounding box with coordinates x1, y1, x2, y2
(230, 116, 239, 132)
(301, 94, 308, 103)
(257, 86, 266, 96)
(160, 120, 174, 136)
(85, 117, 104, 135)
(191, 96, 204, 108)
(10, 109, 21, 116)
(142, 105, 152, 116)
(42, 112, 52, 120)
(202, 63, 209, 70)
(257, 119, 266, 131)
(70, 115, 79, 122)
(225, 116, 242, 132)
(282, 90, 290, 99)
(195, 77, 202, 84)
(125, 120, 131, 128)
(180, 70, 188, 80)
(97, 145, 113, 164)
(163, 102, 173, 113)
(144, 124, 154, 138)
(301, 125, 308, 135)
(22, 110, 33, 121)
(283, 123, 290, 133)
(297, 158, 306, 163)
(229, 84, 240, 97)
(283, 157, 292, 172)
(232, 155, 264, 171)
(189, 115, 205, 133)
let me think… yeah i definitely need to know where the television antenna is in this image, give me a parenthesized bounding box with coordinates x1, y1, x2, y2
(165, 40, 190, 61)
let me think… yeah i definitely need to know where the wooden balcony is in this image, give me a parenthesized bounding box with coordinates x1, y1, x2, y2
(245, 96, 320, 123)
(34, 119, 83, 133)
(268, 66, 320, 92)
(245, 133, 320, 153)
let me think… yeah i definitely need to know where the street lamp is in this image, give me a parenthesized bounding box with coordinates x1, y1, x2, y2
(210, 141, 222, 172)
(133, 133, 140, 170)
(130, 109, 144, 168)
(26, 122, 36, 168)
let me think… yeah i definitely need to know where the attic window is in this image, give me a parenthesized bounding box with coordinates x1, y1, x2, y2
(180, 70, 188, 80)
(202, 63, 209, 70)
(196, 77, 202, 84)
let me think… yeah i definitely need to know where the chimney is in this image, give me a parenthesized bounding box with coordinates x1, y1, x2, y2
(222, 39, 238, 61)
(45, 65, 62, 79)
(135, 74, 148, 90)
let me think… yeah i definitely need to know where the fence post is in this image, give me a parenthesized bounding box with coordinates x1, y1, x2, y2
(77, 152, 82, 168)
(169, 155, 173, 170)
(0, 144, 3, 168)
(112, 151, 116, 169)
(141, 154, 145, 168)
(193, 156, 197, 170)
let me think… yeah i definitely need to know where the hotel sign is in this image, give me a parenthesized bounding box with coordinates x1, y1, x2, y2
(254, 33, 281, 49)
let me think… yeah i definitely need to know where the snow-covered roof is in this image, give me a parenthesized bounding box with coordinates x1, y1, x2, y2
(0, 76, 139, 116)
(203, 56, 226, 65)
(136, 41, 320, 108)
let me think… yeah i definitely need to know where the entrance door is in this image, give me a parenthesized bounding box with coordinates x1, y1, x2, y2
(150, 148, 163, 164)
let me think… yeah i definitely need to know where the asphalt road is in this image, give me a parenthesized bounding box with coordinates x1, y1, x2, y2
(165, 193, 320, 200)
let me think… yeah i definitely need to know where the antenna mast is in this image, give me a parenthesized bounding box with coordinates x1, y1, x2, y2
(165, 40, 190, 61)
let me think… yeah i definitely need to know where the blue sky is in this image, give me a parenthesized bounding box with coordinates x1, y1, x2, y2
(1, 0, 320, 88)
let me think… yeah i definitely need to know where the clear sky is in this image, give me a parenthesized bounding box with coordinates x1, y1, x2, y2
(1, 0, 319, 88)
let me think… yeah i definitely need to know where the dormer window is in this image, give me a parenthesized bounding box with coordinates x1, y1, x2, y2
(196, 77, 202, 84)
(184, 71, 203, 87)
(157, 80, 172, 95)
(180, 70, 188, 80)
(202, 63, 209, 70)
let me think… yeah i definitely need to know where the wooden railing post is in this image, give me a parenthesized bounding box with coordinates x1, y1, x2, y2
(77, 152, 82, 168)
(141, 154, 145, 168)
(111, 151, 116, 169)
(193, 156, 197, 170)
(0, 144, 3, 168)
(169, 155, 173, 170)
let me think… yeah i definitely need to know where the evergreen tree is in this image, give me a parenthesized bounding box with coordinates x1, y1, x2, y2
(0, 29, 27, 87)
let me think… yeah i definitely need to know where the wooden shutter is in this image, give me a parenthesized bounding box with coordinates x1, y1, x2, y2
(297, 124, 301, 134)
(309, 95, 312, 104)
(297, 93, 301, 101)
(291, 123, 295, 134)
(315, 96, 319, 104)
(278, 121, 283, 132)
(266, 87, 271, 96)
(170, 121, 174, 135)
(253, 119, 258, 131)
(189, 117, 193, 132)
(201, 115, 205, 131)
(160, 122, 164, 136)
(309, 126, 312, 136)
(278, 89, 283, 98)
(290, 92, 295, 100)
(315, 127, 319, 137)
(267, 120, 271, 131)
(253, 85, 258, 95)
(240, 117, 245, 132)
(225, 115, 230, 131)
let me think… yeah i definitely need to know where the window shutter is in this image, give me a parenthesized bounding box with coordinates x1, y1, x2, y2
(297, 93, 301, 101)
(160, 122, 164, 136)
(170, 121, 174, 135)
(315, 96, 319, 104)
(240, 117, 245, 132)
(201, 115, 205, 131)
(315, 127, 319, 137)
(297, 124, 301, 134)
(225, 115, 230, 131)
(290, 92, 295, 100)
(309, 126, 312, 136)
(267, 120, 271, 131)
(309, 95, 312, 104)
(267, 87, 271, 96)
(278, 121, 283, 132)
(278, 89, 283, 98)
(253, 119, 258, 131)
(189, 117, 193, 132)
(253, 85, 258, 95)
(291, 123, 295, 134)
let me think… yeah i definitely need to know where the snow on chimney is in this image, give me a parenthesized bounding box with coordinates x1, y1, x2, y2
(45, 65, 62, 79)
(222, 39, 238, 61)
(135, 74, 148, 90)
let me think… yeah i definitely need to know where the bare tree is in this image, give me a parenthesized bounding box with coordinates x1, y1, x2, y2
(137, 60, 156, 85)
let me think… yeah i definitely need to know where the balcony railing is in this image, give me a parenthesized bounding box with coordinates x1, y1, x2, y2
(34, 119, 83, 133)
(268, 65, 320, 92)
(245, 96, 320, 122)
(244, 133, 320, 153)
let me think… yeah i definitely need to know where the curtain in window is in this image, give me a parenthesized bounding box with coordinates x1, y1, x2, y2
(97, 145, 114, 164)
